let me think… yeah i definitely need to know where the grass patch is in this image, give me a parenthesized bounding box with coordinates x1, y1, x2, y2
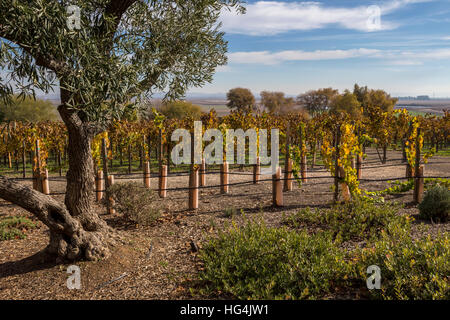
(0, 216, 37, 241)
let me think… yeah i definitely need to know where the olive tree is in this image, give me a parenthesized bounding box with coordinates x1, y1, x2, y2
(0, 0, 243, 261)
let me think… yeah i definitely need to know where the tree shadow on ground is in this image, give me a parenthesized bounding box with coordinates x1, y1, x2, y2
(0, 250, 58, 279)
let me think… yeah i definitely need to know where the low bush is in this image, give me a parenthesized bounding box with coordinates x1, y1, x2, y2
(418, 184, 450, 222)
(199, 220, 352, 299)
(285, 200, 410, 241)
(0, 216, 37, 241)
(108, 182, 161, 225)
(356, 230, 450, 299)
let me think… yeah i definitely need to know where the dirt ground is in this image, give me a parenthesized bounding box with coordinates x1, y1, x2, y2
(0, 149, 449, 300)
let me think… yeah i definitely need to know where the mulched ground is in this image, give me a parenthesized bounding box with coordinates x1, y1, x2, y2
(0, 149, 449, 299)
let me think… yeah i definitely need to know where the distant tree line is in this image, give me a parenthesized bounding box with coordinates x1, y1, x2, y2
(1, 85, 397, 123)
(226, 84, 398, 118)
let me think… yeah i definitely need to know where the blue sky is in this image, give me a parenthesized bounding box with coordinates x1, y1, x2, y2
(192, 0, 450, 98)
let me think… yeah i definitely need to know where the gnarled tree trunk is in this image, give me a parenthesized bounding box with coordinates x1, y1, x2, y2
(0, 100, 115, 262)
(0, 174, 113, 261)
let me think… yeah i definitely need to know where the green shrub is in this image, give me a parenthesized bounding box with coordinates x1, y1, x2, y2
(199, 220, 351, 299)
(356, 230, 450, 300)
(418, 185, 450, 222)
(0, 216, 37, 241)
(158, 101, 202, 120)
(285, 200, 410, 241)
(108, 182, 161, 225)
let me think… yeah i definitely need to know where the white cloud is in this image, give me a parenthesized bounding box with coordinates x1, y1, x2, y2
(386, 60, 423, 66)
(228, 48, 382, 65)
(391, 48, 450, 60)
(441, 36, 450, 41)
(227, 47, 450, 65)
(221, 0, 431, 35)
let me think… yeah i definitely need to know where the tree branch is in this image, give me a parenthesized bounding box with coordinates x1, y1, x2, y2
(96, 0, 137, 41)
(0, 26, 68, 75)
(0, 175, 78, 234)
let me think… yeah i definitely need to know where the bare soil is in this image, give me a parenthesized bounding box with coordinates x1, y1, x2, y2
(0, 149, 449, 299)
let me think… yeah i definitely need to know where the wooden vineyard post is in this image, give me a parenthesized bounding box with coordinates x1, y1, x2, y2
(143, 161, 151, 189)
(200, 158, 206, 187)
(96, 170, 104, 201)
(253, 157, 260, 184)
(158, 128, 163, 169)
(220, 162, 229, 194)
(356, 154, 363, 180)
(414, 165, 424, 204)
(163, 142, 170, 174)
(272, 167, 283, 207)
(33, 139, 42, 192)
(107, 175, 115, 214)
(284, 159, 293, 191)
(7, 152, 12, 169)
(188, 130, 200, 209)
(338, 166, 351, 202)
(41, 169, 50, 195)
(159, 165, 167, 198)
(189, 167, 199, 210)
(301, 155, 307, 183)
(284, 124, 293, 191)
